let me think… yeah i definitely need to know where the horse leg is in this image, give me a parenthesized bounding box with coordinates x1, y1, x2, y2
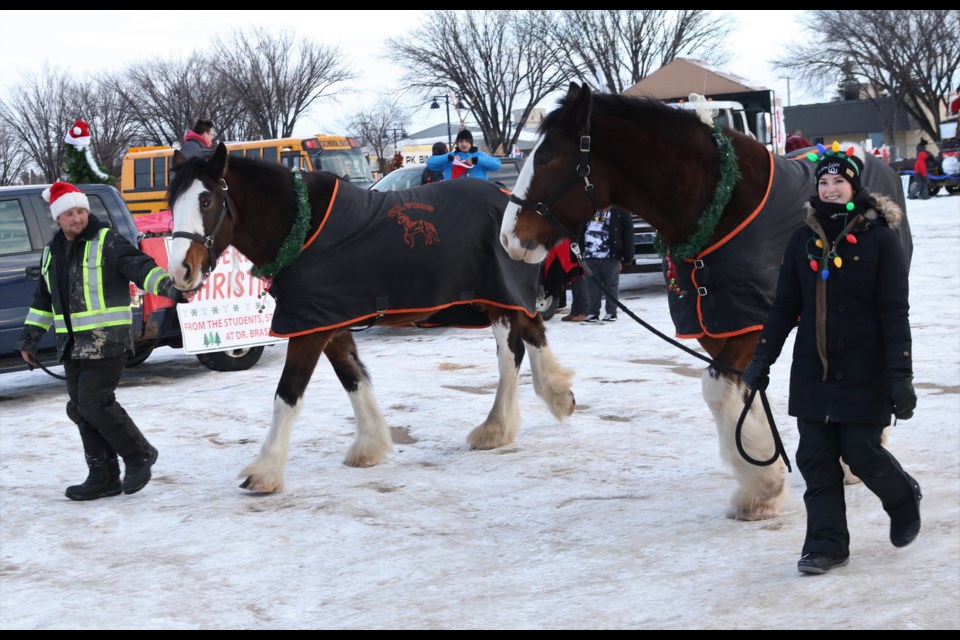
(324, 330, 393, 467)
(698, 334, 787, 520)
(468, 315, 524, 450)
(515, 311, 576, 420)
(239, 332, 330, 493)
(702, 367, 788, 520)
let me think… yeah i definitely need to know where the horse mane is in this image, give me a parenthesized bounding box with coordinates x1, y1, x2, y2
(540, 85, 723, 245)
(540, 87, 711, 142)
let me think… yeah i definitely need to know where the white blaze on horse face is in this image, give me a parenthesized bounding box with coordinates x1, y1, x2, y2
(168, 180, 208, 289)
(500, 138, 548, 264)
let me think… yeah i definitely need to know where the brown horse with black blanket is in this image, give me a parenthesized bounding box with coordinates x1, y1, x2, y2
(166, 143, 575, 493)
(500, 82, 911, 521)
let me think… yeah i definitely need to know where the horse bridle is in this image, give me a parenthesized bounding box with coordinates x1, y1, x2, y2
(508, 134, 600, 243)
(170, 177, 234, 290)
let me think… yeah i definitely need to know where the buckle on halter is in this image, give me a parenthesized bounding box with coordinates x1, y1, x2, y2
(203, 236, 215, 249)
(579, 136, 591, 152)
(693, 259, 705, 269)
(697, 286, 708, 297)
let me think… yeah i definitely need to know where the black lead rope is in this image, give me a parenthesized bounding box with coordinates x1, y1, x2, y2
(571, 247, 791, 472)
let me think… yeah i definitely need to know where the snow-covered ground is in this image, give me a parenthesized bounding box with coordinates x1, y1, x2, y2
(1, 194, 957, 630)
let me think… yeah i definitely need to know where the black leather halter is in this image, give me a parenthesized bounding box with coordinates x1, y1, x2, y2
(507, 134, 600, 242)
(170, 177, 234, 288)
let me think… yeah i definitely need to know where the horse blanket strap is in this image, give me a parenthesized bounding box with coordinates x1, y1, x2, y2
(667, 152, 812, 338)
(268, 179, 539, 337)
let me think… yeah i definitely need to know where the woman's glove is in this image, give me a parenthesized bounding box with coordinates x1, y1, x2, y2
(889, 371, 917, 420)
(741, 357, 770, 391)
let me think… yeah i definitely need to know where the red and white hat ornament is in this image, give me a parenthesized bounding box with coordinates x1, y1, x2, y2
(43, 181, 90, 220)
(64, 119, 91, 148)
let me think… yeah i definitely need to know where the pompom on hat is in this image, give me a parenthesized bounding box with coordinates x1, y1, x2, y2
(807, 140, 864, 192)
(43, 181, 90, 221)
(64, 119, 91, 148)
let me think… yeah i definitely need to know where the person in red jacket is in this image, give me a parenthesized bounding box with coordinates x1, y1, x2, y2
(912, 139, 937, 200)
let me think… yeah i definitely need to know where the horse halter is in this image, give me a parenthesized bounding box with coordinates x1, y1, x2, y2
(170, 177, 234, 288)
(508, 135, 600, 242)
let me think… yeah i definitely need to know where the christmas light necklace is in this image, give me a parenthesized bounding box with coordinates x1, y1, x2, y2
(804, 141, 862, 281)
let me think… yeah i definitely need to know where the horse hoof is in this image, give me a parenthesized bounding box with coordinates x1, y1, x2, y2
(726, 503, 780, 521)
(239, 476, 279, 494)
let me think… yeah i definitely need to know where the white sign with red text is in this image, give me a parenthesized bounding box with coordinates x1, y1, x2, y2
(166, 241, 285, 354)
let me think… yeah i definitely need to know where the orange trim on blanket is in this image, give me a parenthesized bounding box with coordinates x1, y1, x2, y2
(269, 299, 537, 338)
(666, 150, 777, 339)
(697, 150, 775, 260)
(301, 178, 339, 250)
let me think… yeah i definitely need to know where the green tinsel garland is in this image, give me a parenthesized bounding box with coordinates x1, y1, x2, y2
(250, 168, 311, 279)
(653, 125, 741, 260)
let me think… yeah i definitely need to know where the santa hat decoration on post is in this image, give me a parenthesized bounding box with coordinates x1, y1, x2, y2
(63, 118, 110, 180)
(43, 181, 90, 221)
(64, 119, 91, 148)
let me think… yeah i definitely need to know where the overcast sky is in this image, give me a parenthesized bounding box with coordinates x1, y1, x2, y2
(0, 10, 818, 137)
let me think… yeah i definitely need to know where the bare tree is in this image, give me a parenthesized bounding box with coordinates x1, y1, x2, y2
(773, 9, 960, 143)
(71, 72, 144, 179)
(0, 119, 29, 185)
(0, 66, 76, 182)
(345, 100, 409, 176)
(388, 10, 569, 156)
(546, 10, 735, 94)
(112, 53, 243, 148)
(210, 27, 355, 139)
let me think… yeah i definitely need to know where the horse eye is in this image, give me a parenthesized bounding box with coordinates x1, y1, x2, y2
(200, 195, 213, 209)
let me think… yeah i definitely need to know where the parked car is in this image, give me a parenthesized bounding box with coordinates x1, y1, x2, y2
(369, 157, 526, 192)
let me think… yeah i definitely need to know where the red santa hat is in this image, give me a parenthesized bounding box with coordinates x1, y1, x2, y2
(64, 119, 91, 148)
(43, 181, 90, 220)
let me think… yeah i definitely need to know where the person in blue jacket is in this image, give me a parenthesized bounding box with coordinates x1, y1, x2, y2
(425, 129, 501, 181)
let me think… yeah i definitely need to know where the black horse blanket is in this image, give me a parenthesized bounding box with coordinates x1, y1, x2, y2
(268, 178, 539, 337)
(667, 149, 911, 338)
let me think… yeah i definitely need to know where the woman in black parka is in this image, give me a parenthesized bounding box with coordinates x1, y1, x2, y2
(742, 142, 921, 575)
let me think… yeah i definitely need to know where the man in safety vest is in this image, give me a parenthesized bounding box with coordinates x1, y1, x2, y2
(16, 182, 192, 501)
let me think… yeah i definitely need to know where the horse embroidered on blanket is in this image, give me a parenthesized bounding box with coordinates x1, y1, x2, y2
(268, 178, 539, 336)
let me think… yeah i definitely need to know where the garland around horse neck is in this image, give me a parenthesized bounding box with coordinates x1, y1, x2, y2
(653, 125, 741, 261)
(250, 168, 312, 279)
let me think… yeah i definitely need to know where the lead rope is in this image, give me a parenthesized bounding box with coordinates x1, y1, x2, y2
(570, 244, 791, 471)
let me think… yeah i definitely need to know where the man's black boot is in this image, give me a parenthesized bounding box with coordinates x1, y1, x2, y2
(65, 456, 122, 501)
(122, 444, 158, 495)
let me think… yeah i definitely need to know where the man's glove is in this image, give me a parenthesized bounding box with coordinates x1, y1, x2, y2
(470, 156, 479, 166)
(890, 371, 917, 420)
(174, 289, 192, 304)
(741, 357, 770, 391)
(447, 154, 454, 161)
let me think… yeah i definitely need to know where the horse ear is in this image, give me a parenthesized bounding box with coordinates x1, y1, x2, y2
(561, 83, 592, 138)
(171, 149, 187, 170)
(209, 142, 228, 177)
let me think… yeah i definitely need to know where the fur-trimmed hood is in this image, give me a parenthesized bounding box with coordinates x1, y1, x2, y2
(803, 193, 904, 230)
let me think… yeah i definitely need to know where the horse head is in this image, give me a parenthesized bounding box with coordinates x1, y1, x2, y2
(501, 82, 743, 265)
(500, 82, 599, 264)
(167, 142, 234, 290)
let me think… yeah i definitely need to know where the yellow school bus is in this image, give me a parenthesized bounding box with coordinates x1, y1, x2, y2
(120, 134, 375, 216)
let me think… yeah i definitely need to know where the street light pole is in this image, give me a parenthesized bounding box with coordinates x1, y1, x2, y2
(431, 94, 452, 148)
